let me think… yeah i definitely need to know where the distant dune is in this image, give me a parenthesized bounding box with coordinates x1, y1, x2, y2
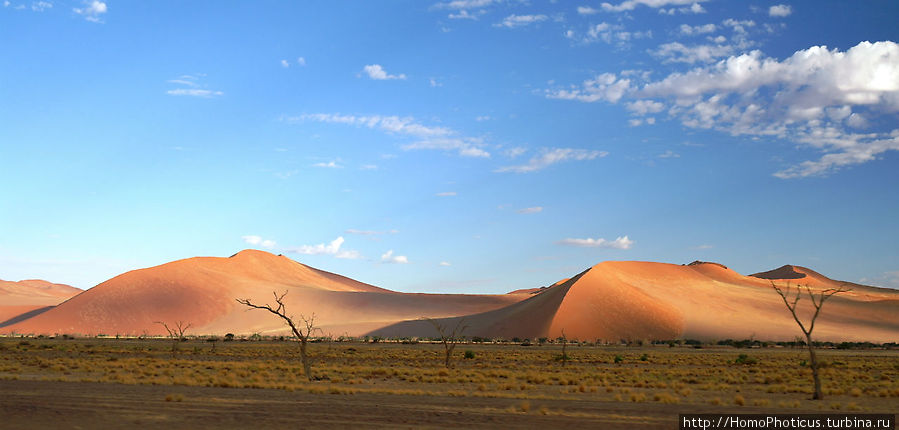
(0, 279, 82, 328)
(4, 251, 898, 342)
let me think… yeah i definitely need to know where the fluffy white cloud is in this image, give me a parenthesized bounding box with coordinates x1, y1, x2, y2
(73, 0, 106, 22)
(517, 206, 543, 214)
(558, 236, 634, 249)
(280, 59, 290, 68)
(289, 113, 490, 158)
(242, 235, 277, 249)
(286, 236, 361, 259)
(435, 191, 457, 197)
(297, 57, 306, 66)
(577, 6, 599, 15)
(679, 23, 717, 35)
(601, 0, 704, 12)
(495, 14, 547, 28)
(546, 73, 631, 103)
(638, 41, 899, 177)
(769, 4, 792, 17)
(571, 22, 652, 46)
(496, 148, 608, 173)
(651, 41, 736, 64)
(362, 64, 407, 80)
(439, 261, 452, 266)
(626, 99, 665, 115)
(433, 0, 496, 9)
(381, 250, 409, 264)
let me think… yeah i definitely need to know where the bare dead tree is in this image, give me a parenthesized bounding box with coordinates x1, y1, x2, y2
(236, 291, 318, 381)
(557, 329, 570, 366)
(424, 317, 468, 369)
(155, 321, 192, 357)
(771, 281, 850, 400)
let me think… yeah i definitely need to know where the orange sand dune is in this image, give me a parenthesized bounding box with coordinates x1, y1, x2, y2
(3, 250, 529, 336)
(5, 252, 897, 342)
(0, 279, 81, 327)
(372, 261, 899, 343)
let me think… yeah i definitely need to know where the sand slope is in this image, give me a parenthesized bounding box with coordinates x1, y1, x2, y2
(0, 279, 82, 327)
(2, 250, 528, 336)
(5, 252, 897, 342)
(372, 261, 899, 343)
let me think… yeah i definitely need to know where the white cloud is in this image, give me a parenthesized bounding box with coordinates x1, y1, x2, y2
(659, 2, 705, 14)
(242, 235, 277, 249)
(433, 0, 496, 9)
(558, 236, 634, 249)
(517, 206, 543, 214)
(166, 89, 224, 97)
(679, 23, 717, 35)
(859, 271, 899, 289)
(429, 78, 442, 87)
(495, 14, 547, 28)
(768, 4, 792, 17)
(448, 9, 485, 19)
(381, 250, 409, 264)
(31, 1, 51, 11)
(496, 148, 608, 173)
(546, 73, 631, 103)
(636, 41, 899, 177)
(363, 64, 407, 80)
(504, 147, 527, 158)
(439, 261, 452, 266)
(475, 115, 491, 121)
(297, 57, 306, 66)
(626, 99, 665, 115)
(286, 236, 361, 259)
(571, 22, 652, 46)
(651, 42, 736, 64)
(290, 113, 490, 158)
(577, 6, 599, 15)
(281, 59, 290, 68)
(313, 161, 343, 168)
(166, 74, 222, 98)
(3, 1, 10, 7)
(73, 0, 106, 22)
(658, 150, 680, 158)
(436, 191, 457, 197)
(601, 0, 704, 12)
(345, 229, 398, 236)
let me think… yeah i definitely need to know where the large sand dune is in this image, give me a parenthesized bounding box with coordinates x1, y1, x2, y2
(371, 261, 899, 343)
(4, 251, 897, 342)
(2, 250, 529, 336)
(0, 279, 81, 328)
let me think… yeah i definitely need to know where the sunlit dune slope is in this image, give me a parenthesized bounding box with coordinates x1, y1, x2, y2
(2, 250, 528, 336)
(371, 261, 899, 342)
(0, 279, 81, 327)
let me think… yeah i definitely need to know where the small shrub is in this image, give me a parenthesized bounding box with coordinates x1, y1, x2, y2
(614, 355, 623, 363)
(639, 354, 649, 362)
(464, 350, 475, 359)
(519, 400, 531, 413)
(734, 354, 758, 365)
(734, 394, 745, 406)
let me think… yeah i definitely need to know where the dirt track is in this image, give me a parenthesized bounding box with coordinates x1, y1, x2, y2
(0, 379, 698, 429)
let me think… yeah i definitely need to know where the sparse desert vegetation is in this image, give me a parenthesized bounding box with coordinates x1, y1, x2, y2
(1, 336, 896, 425)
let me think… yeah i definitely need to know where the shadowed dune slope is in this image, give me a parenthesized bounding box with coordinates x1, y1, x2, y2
(371, 261, 899, 342)
(0, 279, 81, 325)
(2, 250, 529, 336)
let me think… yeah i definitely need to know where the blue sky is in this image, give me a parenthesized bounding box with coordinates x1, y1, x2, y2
(1, 0, 898, 292)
